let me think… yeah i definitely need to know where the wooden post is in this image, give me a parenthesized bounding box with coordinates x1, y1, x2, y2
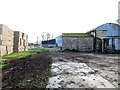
(94, 30, 96, 51)
(102, 39, 104, 53)
(112, 38, 115, 50)
(93, 30, 96, 52)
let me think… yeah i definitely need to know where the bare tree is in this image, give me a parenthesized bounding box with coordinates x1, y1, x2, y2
(52, 33, 54, 39)
(46, 32, 51, 40)
(36, 36, 39, 44)
(41, 32, 46, 41)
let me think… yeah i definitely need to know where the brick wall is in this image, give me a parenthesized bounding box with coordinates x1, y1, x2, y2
(62, 37, 94, 51)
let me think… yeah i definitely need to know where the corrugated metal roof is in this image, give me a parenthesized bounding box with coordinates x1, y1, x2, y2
(95, 23, 120, 36)
(96, 23, 120, 30)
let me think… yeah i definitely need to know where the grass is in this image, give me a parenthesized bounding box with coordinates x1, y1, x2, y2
(62, 33, 92, 37)
(0, 51, 39, 68)
(0, 64, 6, 68)
(0, 46, 56, 68)
(28, 46, 57, 51)
(2, 51, 38, 59)
(0, 58, 6, 68)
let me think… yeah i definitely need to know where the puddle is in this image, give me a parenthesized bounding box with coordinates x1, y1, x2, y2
(46, 61, 116, 88)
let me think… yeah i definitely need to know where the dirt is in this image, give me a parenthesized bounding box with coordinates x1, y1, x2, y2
(1, 51, 120, 89)
(2, 51, 52, 89)
(46, 51, 119, 88)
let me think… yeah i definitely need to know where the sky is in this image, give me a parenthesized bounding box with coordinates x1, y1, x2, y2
(0, 0, 119, 43)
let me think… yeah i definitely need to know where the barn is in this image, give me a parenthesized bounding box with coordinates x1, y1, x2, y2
(88, 23, 120, 52)
(42, 39, 56, 48)
(62, 33, 94, 51)
(55, 35, 62, 48)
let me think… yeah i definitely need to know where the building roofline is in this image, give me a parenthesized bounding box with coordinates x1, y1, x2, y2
(87, 23, 120, 33)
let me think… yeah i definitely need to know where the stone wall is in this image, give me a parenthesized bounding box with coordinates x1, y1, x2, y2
(62, 37, 94, 51)
(13, 31, 28, 52)
(0, 24, 14, 56)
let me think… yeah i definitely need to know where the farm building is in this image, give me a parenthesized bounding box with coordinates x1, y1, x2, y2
(55, 35, 62, 48)
(62, 33, 94, 51)
(88, 23, 120, 52)
(42, 39, 56, 48)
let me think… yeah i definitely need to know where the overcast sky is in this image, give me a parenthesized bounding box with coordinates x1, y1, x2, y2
(0, 0, 119, 43)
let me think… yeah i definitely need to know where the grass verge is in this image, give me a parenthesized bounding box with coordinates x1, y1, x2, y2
(0, 51, 39, 68)
(0, 47, 56, 68)
(2, 51, 39, 59)
(0, 59, 6, 69)
(28, 46, 57, 51)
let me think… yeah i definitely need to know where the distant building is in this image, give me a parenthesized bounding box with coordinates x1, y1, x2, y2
(88, 23, 120, 52)
(55, 35, 62, 47)
(42, 39, 56, 48)
(62, 33, 94, 51)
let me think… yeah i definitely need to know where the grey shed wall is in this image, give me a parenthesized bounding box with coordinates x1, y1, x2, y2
(62, 37, 94, 51)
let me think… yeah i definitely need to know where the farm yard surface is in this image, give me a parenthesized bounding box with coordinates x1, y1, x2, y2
(47, 51, 119, 88)
(1, 50, 120, 89)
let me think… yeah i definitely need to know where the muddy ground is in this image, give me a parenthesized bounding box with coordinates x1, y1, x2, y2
(1, 51, 120, 89)
(47, 51, 120, 88)
(2, 51, 52, 89)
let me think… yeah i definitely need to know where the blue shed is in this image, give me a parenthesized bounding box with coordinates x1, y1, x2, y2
(96, 23, 120, 37)
(42, 39, 56, 48)
(55, 35, 62, 47)
(89, 23, 120, 52)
